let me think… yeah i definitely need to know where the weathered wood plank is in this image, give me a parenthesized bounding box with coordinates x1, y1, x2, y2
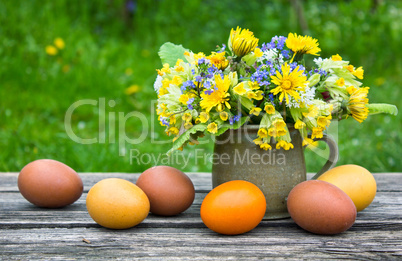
(0, 227, 401, 260)
(1, 172, 401, 192)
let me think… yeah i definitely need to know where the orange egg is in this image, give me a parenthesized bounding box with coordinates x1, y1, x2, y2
(200, 180, 266, 235)
(86, 178, 150, 229)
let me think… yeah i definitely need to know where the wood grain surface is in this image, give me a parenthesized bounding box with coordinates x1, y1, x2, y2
(0, 172, 401, 260)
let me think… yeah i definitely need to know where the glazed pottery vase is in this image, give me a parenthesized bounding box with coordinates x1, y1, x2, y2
(211, 124, 338, 219)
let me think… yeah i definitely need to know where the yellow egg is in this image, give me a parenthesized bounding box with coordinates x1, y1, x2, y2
(317, 164, 376, 212)
(86, 178, 150, 229)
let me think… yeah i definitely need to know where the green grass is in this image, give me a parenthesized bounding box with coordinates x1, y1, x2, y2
(0, 0, 401, 173)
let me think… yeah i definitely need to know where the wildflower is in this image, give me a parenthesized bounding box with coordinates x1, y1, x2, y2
(54, 38, 65, 49)
(208, 52, 229, 70)
(45, 45, 58, 56)
(229, 26, 259, 57)
(336, 77, 345, 87)
(257, 128, 268, 138)
(220, 111, 229, 121)
(276, 140, 294, 150)
(200, 74, 231, 112)
(125, 85, 140, 95)
(253, 138, 263, 145)
(199, 112, 209, 123)
(272, 119, 286, 129)
(184, 122, 193, 130)
(346, 86, 357, 95)
(249, 107, 262, 116)
(311, 127, 324, 139)
(168, 127, 179, 136)
(270, 63, 308, 104)
(207, 122, 218, 134)
(294, 120, 306, 129)
(268, 127, 286, 138)
(156, 64, 171, 76)
(345, 65, 354, 73)
(347, 87, 370, 123)
(353, 67, 364, 79)
(233, 82, 247, 95)
(303, 138, 318, 147)
(331, 54, 342, 61)
(286, 33, 321, 57)
(264, 104, 275, 114)
(254, 48, 263, 58)
(317, 116, 331, 128)
(182, 113, 192, 122)
(260, 143, 272, 150)
(179, 94, 190, 105)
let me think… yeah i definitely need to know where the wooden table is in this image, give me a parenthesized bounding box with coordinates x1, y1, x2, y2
(1, 172, 401, 260)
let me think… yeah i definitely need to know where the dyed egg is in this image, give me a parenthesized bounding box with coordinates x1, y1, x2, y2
(136, 166, 195, 216)
(287, 180, 356, 235)
(200, 180, 266, 235)
(18, 159, 83, 208)
(86, 178, 150, 229)
(318, 164, 376, 212)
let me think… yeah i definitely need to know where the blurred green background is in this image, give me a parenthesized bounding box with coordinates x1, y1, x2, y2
(0, 0, 401, 173)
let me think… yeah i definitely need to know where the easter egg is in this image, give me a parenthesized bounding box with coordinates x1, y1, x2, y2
(287, 180, 357, 235)
(200, 180, 266, 235)
(18, 159, 83, 208)
(136, 166, 195, 216)
(318, 164, 376, 212)
(86, 178, 150, 229)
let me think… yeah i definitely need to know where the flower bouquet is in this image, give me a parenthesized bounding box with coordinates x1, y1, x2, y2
(154, 27, 397, 153)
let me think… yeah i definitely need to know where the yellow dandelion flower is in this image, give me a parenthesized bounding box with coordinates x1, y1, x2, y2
(347, 87, 369, 123)
(200, 74, 231, 112)
(233, 82, 247, 95)
(45, 45, 58, 56)
(199, 112, 209, 123)
(276, 140, 294, 150)
(229, 26, 259, 57)
(270, 63, 308, 104)
(208, 52, 229, 70)
(257, 128, 268, 138)
(353, 66, 364, 79)
(264, 104, 276, 114)
(219, 111, 229, 121)
(207, 122, 218, 134)
(254, 48, 263, 58)
(294, 120, 306, 129)
(125, 85, 140, 95)
(336, 77, 345, 87)
(249, 107, 262, 116)
(286, 33, 321, 56)
(260, 143, 272, 151)
(332, 54, 342, 61)
(54, 38, 65, 49)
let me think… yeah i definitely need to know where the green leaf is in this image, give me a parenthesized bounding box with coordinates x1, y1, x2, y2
(158, 42, 188, 67)
(166, 124, 207, 155)
(367, 103, 398, 116)
(215, 116, 250, 136)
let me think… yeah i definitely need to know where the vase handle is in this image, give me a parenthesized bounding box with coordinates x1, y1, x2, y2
(309, 133, 339, 180)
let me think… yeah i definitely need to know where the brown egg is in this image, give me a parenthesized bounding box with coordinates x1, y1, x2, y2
(287, 180, 356, 235)
(136, 166, 195, 216)
(18, 159, 83, 208)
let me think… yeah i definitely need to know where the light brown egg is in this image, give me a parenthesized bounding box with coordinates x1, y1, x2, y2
(287, 180, 357, 235)
(136, 166, 195, 216)
(18, 159, 83, 208)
